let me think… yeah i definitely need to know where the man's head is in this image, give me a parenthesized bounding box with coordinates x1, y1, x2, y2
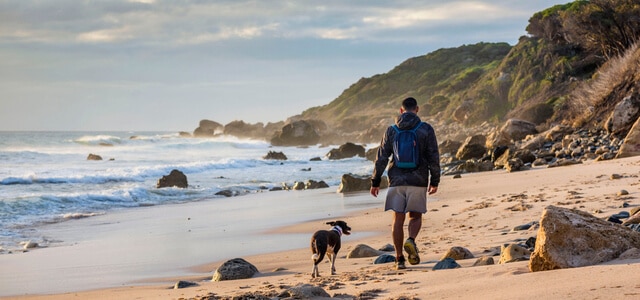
(401, 97, 419, 113)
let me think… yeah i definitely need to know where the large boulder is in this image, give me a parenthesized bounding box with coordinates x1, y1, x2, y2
(605, 95, 640, 136)
(270, 120, 320, 146)
(337, 174, 388, 193)
(617, 116, 640, 158)
(500, 119, 538, 142)
(157, 169, 188, 188)
(455, 135, 487, 160)
(193, 119, 223, 137)
(529, 205, 640, 272)
(326, 142, 365, 160)
(212, 258, 259, 281)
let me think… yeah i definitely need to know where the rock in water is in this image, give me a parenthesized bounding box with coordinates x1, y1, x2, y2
(156, 169, 188, 188)
(529, 205, 640, 272)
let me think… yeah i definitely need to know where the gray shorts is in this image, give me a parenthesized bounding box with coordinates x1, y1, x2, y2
(385, 186, 428, 213)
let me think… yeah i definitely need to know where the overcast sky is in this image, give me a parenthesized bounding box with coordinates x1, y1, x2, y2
(0, 0, 569, 131)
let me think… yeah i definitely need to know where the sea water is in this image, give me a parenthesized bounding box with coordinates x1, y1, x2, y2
(0, 131, 377, 251)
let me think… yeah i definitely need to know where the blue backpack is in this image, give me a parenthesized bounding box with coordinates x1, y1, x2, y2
(392, 122, 424, 169)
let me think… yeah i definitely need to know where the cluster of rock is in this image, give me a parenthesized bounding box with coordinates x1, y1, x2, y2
(437, 118, 633, 176)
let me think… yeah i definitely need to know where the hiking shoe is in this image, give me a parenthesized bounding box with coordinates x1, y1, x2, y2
(395, 256, 406, 270)
(404, 238, 420, 265)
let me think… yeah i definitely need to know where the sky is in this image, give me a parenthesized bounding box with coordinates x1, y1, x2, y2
(0, 0, 570, 132)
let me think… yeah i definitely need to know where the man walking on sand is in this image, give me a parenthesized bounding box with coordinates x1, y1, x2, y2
(370, 97, 440, 270)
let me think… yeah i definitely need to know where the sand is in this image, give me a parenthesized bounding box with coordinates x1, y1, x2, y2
(3, 156, 640, 299)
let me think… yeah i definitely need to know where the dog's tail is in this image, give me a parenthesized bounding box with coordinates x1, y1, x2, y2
(311, 239, 326, 265)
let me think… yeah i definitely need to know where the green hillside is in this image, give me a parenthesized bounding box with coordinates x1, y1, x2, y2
(288, 0, 640, 143)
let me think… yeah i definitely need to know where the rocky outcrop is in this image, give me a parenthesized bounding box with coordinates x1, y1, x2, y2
(529, 205, 640, 272)
(193, 119, 223, 137)
(326, 142, 365, 160)
(337, 173, 388, 193)
(224, 120, 267, 139)
(270, 120, 320, 146)
(212, 258, 259, 281)
(156, 169, 188, 188)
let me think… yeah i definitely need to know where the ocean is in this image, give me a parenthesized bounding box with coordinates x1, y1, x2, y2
(0, 131, 378, 252)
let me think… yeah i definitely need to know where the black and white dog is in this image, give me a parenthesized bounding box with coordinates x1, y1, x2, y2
(310, 220, 351, 278)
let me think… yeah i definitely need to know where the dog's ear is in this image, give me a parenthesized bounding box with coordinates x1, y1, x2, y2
(326, 221, 336, 226)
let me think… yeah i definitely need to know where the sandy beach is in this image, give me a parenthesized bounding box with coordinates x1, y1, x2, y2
(3, 156, 640, 299)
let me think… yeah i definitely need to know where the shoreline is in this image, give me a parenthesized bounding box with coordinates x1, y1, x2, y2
(3, 156, 640, 299)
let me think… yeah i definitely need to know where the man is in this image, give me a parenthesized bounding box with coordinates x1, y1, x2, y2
(370, 97, 440, 270)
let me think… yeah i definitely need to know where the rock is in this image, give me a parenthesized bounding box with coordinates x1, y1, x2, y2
(505, 158, 525, 172)
(605, 95, 640, 136)
(500, 119, 538, 142)
(519, 134, 547, 151)
(212, 258, 259, 281)
(178, 131, 192, 138)
(432, 258, 461, 270)
(440, 246, 474, 260)
(617, 190, 629, 196)
(173, 280, 198, 289)
(547, 158, 582, 168)
(263, 151, 287, 160)
(215, 190, 234, 197)
(292, 181, 305, 190)
(223, 120, 267, 139)
(373, 254, 396, 264)
(499, 243, 531, 264)
(270, 120, 320, 146)
(378, 244, 395, 252)
(305, 180, 329, 189)
(439, 140, 463, 156)
(337, 173, 388, 193)
(156, 169, 188, 188)
(193, 119, 223, 137)
(278, 284, 330, 299)
(472, 256, 495, 266)
(529, 206, 640, 272)
(310, 157, 322, 161)
(346, 244, 383, 258)
(618, 248, 640, 260)
(544, 125, 574, 142)
(87, 153, 102, 161)
(365, 147, 379, 161)
(326, 142, 365, 160)
(617, 115, 640, 158)
(455, 135, 487, 160)
(22, 241, 38, 249)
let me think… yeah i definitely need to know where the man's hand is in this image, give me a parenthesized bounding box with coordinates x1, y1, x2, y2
(370, 187, 380, 197)
(428, 185, 438, 195)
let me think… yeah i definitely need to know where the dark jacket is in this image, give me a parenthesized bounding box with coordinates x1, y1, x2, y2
(371, 112, 440, 188)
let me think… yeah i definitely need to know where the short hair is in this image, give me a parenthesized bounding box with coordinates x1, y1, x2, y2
(401, 97, 418, 111)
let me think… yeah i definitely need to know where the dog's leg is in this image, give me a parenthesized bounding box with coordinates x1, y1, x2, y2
(330, 253, 337, 275)
(311, 238, 327, 278)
